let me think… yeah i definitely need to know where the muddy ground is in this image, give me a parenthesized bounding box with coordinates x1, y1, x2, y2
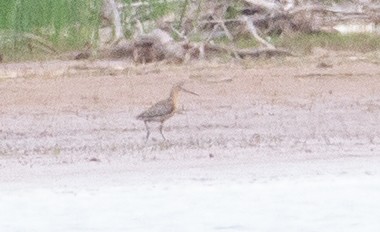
(1, 52, 379, 166)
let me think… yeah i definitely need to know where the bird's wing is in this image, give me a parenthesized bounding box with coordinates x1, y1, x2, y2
(137, 99, 175, 119)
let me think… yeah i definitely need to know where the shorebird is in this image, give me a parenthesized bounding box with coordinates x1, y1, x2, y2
(136, 82, 198, 142)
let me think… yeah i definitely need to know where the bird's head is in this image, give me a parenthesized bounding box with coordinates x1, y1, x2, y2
(171, 81, 199, 97)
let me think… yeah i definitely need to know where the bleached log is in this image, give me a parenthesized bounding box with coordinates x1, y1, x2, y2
(205, 43, 294, 58)
(243, 0, 282, 11)
(102, 0, 124, 44)
(133, 29, 187, 63)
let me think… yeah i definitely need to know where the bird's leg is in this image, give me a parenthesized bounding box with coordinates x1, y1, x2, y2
(144, 121, 150, 142)
(159, 123, 166, 141)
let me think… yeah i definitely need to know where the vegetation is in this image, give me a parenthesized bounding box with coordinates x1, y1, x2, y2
(273, 33, 380, 54)
(0, 0, 185, 61)
(0, 0, 379, 62)
(214, 32, 380, 54)
(121, 0, 185, 37)
(0, 0, 102, 61)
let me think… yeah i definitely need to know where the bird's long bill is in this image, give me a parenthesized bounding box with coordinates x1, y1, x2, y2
(180, 87, 199, 96)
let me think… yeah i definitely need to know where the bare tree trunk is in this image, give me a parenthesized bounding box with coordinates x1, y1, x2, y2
(102, 0, 124, 45)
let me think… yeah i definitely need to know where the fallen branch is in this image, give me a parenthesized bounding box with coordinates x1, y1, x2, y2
(242, 16, 275, 49)
(219, 20, 234, 41)
(205, 43, 295, 58)
(23, 33, 57, 54)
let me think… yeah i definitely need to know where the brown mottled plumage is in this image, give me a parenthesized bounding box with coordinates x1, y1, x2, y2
(137, 82, 198, 141)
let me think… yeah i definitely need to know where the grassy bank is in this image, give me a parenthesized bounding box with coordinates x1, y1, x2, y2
(0, 0, 184, 62)
(0, 0, 379, 62)
(0, 0, 102, 61)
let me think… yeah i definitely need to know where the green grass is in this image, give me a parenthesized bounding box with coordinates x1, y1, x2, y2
(0, 0, 187, 61)
(0, 0, 102, 61)
(212, 35, 259, 48)
(272, 33, 380, 54)
(211, 32, 380, 54)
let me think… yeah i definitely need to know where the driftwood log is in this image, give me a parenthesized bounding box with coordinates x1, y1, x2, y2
(98, 0, 379, 63)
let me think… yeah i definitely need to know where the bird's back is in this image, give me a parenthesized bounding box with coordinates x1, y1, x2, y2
(137, 98, 175, 122)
